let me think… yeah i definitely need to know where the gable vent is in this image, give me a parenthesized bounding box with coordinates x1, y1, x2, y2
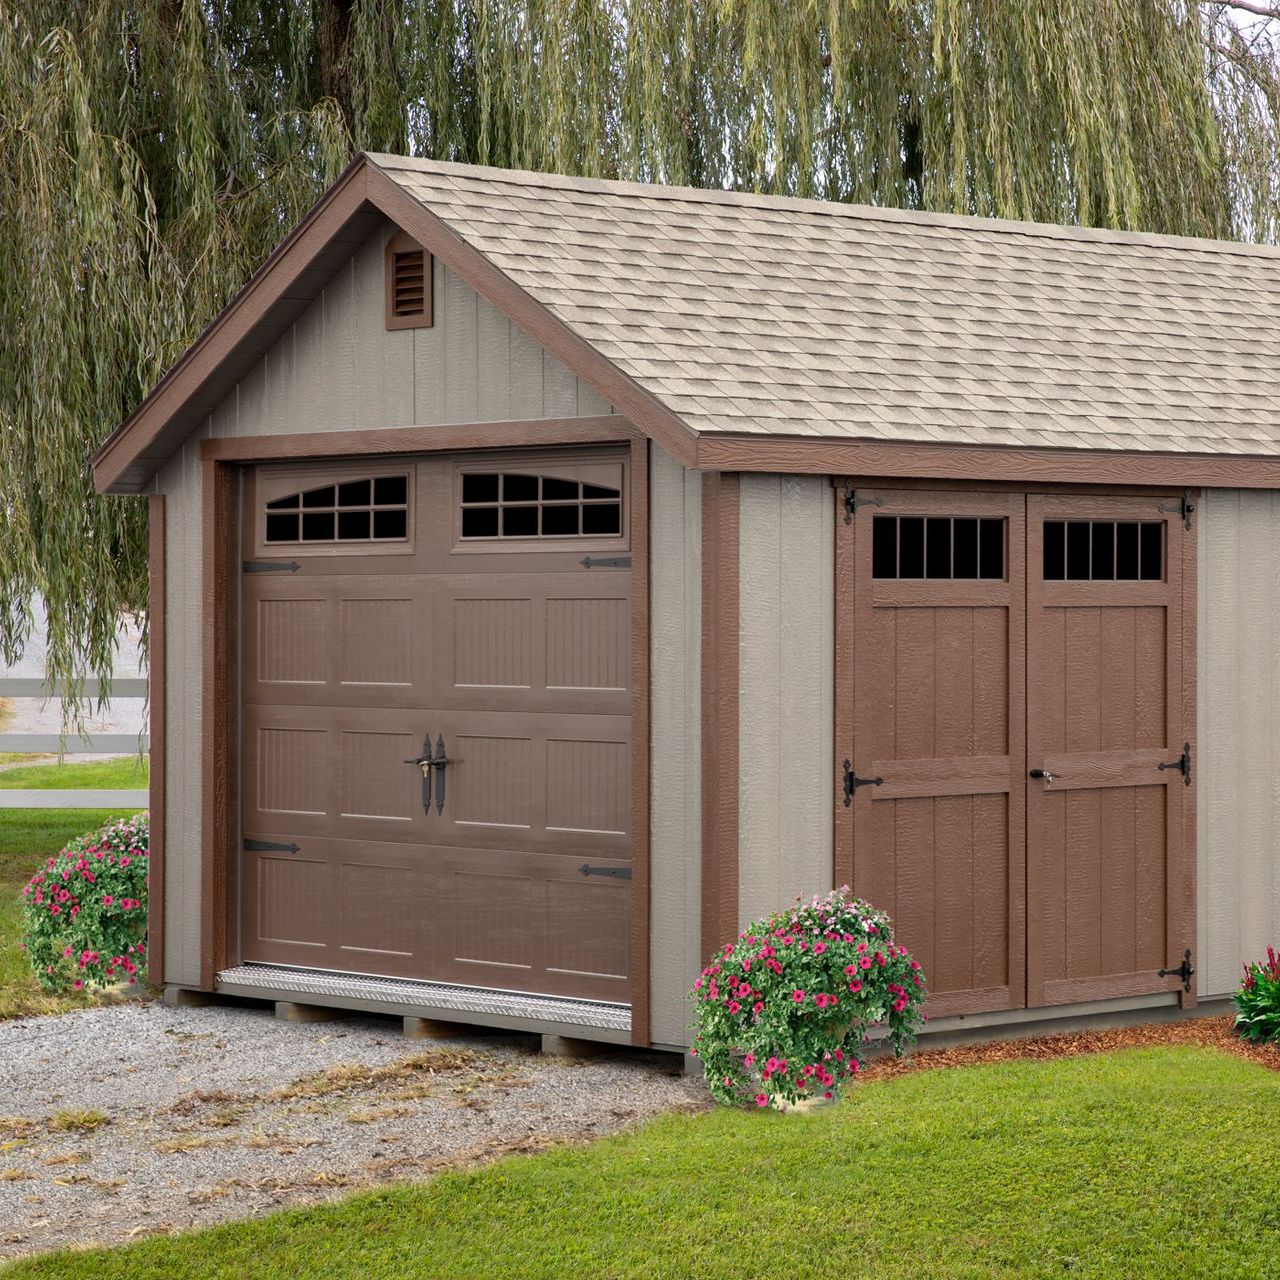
(391, 250, 425, 316)
(385, 233, 432, 330)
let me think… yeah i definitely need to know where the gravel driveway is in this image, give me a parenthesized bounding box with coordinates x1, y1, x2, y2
(0, 1000, 704, 1260)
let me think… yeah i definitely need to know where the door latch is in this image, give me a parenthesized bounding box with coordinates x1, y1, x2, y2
(404, 734, 449, 814)
(842, 759, 884, 806)
(1158, 949, 1195, 993)
(1029, 768, 1059, 784)
(1158, 743, 1192, 786)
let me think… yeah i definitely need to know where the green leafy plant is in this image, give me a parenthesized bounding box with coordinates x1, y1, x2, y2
(691, 887, 926, 1108)
(1234, 947, 1280, 1045)
(19, 814, 149, 993)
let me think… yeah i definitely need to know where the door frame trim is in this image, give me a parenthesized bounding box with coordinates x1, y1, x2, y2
(832, 479, 1199, 1013)
(199, 420, 653, 1045)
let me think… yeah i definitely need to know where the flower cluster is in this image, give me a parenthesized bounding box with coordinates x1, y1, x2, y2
(19, 814, 149, 994)
(1234, 946, 1280, 1045)
(690, 887, 926, 1108)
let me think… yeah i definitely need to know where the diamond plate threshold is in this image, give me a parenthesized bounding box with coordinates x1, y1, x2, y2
(216, 963, 632, 1033)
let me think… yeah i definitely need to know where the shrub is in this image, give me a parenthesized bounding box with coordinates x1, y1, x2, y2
(691, 887, 926, 1108)
(1234, 947, 1280, 1045)
(19, 813, 149, 993)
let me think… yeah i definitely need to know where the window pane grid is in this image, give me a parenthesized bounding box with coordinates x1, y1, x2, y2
(265, 475, 409, 544)
(1042, 520, 1163, 581)
(459, 471, 623, 540)
(871, 515, 1005, 580)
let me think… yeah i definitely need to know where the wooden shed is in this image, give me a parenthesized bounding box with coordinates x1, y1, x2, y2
(93, 153, 1280, 1051)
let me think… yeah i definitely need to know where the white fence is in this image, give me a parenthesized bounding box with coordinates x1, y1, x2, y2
(0, 677, 150, 809)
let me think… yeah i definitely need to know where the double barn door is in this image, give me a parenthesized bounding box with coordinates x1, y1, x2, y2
(840, 488, 1193, 1017)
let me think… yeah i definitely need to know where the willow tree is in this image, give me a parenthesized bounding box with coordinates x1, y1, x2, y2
(1, 0, 1277, 702)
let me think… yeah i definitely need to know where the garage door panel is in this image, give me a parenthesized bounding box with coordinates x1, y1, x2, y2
(431, 572, 630, 714)
(238, 448, 635, 1003)
(243, 575, 431, 708)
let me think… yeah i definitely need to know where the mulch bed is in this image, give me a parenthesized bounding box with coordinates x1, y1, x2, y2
(859, 1014, 1280, 1083)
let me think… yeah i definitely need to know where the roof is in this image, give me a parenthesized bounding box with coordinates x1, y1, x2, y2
(375, 154, 1280, 457)
(94, 152, 1280, 493)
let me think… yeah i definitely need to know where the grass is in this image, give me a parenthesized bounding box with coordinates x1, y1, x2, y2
(0, 755, 147, 791)
(0, 807, 139, 1019)
(7, 1045, 1280, 1279)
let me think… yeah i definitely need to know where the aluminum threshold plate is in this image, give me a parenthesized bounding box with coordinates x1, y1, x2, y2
(216, 963, 632, 1032)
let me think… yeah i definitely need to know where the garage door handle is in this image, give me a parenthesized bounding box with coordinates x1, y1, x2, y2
(405, 734, 448, 815)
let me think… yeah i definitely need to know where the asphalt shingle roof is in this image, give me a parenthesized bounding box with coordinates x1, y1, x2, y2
(371, 153, 1280, 456)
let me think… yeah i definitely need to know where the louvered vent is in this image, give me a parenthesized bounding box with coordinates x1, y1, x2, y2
(391, 249, 426, 317)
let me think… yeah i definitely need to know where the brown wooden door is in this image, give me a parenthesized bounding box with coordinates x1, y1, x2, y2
(1026, 495, 1192, 1006)
(841, 489, 1027, 1017)
(238, 448, 634, 1003)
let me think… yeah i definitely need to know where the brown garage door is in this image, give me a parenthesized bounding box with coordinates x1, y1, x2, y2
(237, 448, 634, 1003)
(838, 486, 1193, 1016)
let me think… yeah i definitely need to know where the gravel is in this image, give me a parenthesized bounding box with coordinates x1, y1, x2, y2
(0, 999, 705, 1260)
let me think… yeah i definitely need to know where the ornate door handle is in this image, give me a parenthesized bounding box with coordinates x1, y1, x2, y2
(404, 734, 448, 814)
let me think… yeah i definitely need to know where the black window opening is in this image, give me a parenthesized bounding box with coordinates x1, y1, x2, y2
(872, 515, 1006, 580)
(459, 471, 623, 540)
(1042, 520, 1163, 581)
(264, 475, 409, 544)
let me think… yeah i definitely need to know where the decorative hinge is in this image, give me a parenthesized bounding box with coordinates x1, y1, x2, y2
(580, 555, 632, 570)
(1157, 491, 1195, 531)
(578, 863, 632, 879)
(842, 483, 882, 525)
(841, 759, 884, 807)
(243, 838, 301, 854)
(1157, 742, 1192, 786)
(1158, 948, 1195, 993)
(243, 560, 301, 573)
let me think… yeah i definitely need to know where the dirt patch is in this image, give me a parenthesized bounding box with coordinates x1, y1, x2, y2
(860, 1014, 1279, 1083)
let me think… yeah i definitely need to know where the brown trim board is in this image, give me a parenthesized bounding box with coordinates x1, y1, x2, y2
(1179, 491, 1200, 1008)
(200, 461, 236, 990)
(147, 494, 166, 989)
(697, 435, 1280, 489)
(629, 437, 652, 1045)
(200, 416, 638, 463)
(700, 472, 740, 962)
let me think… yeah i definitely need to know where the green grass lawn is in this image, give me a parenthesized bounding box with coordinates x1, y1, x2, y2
(0, 754, 148, 790)
(0, 807, 140, 1019)
(7, 1045, 1279, 1279)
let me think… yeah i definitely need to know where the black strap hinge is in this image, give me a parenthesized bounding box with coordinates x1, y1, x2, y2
(1158, 949, 1195, 993)
(842, 759, 884, 806)
(1157, 742, 1192, 786)
(243, 560, 301, 574)
(842, 483, 882, 525)
(244, 838, 301, 855)
(580, 556, 631, 570)
(1157, 491, 1195, 531)
(578, 864, 631, 879)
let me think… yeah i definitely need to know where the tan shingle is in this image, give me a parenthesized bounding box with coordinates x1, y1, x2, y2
(374, 153, 1280, 456)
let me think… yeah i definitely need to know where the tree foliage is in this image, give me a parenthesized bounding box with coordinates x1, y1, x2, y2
(0, 1, 1277, 701)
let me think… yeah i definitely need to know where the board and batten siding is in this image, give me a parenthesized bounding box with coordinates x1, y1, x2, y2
(154, 222, 612, 988)
(1198, 489, 1280, 998)
(647, 447, 702, 1046)
(737, 475, 835, 928)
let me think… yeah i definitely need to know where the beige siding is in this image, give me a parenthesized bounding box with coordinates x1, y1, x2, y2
(159, 221, 613, 990)
(737, 475, 835, 927)
(1198, 490, 1280, 997)
(647, 447, 702, 1046)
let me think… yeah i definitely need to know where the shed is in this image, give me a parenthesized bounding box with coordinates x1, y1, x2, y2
(93, 152, 1280, 1051)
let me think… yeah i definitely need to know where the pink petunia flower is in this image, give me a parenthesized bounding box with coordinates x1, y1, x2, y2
(755, 1094, 769, 1107)
(792, 989, 806, 1003)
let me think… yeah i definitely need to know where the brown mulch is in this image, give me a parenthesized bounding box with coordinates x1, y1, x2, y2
(858, 1014, 1280, 1083)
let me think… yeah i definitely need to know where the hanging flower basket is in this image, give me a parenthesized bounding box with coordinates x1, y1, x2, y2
(690, 887, 926, 1109)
